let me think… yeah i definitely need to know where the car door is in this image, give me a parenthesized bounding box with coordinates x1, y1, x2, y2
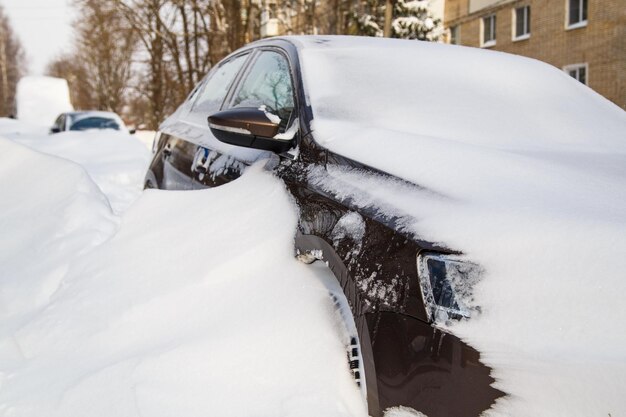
(160, 52, 251, 190)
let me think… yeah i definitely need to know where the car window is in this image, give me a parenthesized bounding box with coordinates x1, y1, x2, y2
(230, 50, 295, 130)
(191, 53, 249, 118)
(70, 117, 120, 131)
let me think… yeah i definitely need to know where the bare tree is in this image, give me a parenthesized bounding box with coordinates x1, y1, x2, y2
(45, 0, 363, 128)
(46, 54, 94, 110)
(0, 5, 26, 117)
(70, 0, 137, 113)
(111, 0, 232, 127)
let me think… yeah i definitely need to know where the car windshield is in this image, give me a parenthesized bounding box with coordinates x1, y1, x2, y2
(70, 117, 120, 131)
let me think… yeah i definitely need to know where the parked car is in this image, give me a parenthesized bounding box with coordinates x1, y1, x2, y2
(50, 111, 135, 134)
(144, 36, 625, 416)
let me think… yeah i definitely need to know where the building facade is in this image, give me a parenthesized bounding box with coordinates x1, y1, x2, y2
(444, 0, 626, 109)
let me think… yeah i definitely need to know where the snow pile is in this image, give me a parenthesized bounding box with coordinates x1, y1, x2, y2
(15, 130, 151, 213)
(0, 116, 49, 138)
(16, 76, 73, 127)
(0, 118, 151, 213)
(0, 138, 117, 321)
(0, 133, 366, 416)
(297, 36, 626, 416)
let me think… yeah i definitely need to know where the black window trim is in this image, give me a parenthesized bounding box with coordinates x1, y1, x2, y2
(189, 51, 254, 114)
(220, 49, 263, 112)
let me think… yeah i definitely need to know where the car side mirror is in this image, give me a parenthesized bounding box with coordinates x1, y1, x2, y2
(208, 107, 294, 154)
(50, 127, 61, 134)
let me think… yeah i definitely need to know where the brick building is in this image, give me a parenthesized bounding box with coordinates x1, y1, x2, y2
(444, 0, 626, 109)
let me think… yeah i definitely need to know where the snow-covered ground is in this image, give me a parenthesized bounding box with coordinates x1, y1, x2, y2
(0, 119, 366, 417)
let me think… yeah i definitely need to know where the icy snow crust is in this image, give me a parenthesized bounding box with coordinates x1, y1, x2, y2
(295, 36, 626, 416)
(0, 120, 367, 417)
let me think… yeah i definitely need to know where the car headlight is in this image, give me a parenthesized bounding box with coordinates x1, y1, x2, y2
(417, 252, 481, 324)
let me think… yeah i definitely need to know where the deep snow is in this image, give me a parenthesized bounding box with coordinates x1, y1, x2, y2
(0, 117, 151, 214)
(0, 120, 367, 417)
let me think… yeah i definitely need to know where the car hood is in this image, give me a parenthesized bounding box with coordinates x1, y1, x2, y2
(311, 120, 626, 232)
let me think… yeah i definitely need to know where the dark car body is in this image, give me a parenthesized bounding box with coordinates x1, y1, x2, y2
(145, 37, 503, 416)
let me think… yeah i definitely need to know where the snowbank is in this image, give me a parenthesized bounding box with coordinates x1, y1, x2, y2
(0, 131, 366, 416)
(16, 76, 73, 127)
(15, 130, 151, 213)
(297, 36, 626, 416)
(0, 116, 49, 138)
(0, 138, 116, 321)
(0, 118, 151, 213)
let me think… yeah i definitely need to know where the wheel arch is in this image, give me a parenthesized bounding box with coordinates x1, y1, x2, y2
(295, 232, 381, 416)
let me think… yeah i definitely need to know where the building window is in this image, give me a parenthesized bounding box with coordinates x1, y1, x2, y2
(564, 63, 588, 85)
(567, 0, 588, 29)
(450, 25, 460, 44)
(513, 6, 531, 40)
(481, 14, 496, 47)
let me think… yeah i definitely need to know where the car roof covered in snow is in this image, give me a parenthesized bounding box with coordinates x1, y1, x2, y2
(274, 35, 625, 153)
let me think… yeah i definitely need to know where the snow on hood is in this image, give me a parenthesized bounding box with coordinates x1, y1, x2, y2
(297, 36, 626, 416)
(294, 36, 625, 153)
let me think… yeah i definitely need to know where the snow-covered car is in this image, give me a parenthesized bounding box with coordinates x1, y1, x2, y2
(145, 36, 626, 417)
(50, 111, 134, 134)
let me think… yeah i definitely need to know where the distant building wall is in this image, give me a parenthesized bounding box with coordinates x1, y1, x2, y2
(444, 0, 626, 110)
(469, 0, 515, 13)
(430, 0, 447, 22)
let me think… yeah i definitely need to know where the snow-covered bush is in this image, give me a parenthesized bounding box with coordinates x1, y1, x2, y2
(392, 0, 441, 40)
